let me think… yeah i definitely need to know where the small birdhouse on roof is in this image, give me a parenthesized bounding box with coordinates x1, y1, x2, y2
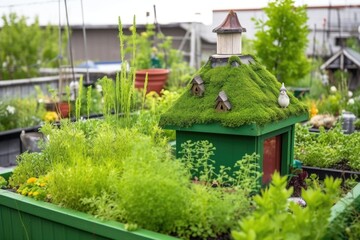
(215, 91, 231, 112)
(213, 10, 246, 55)
(191, 75, 205, 96)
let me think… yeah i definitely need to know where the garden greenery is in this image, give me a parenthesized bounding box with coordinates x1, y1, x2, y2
(295, 123, 360, 171)
(4, 14, 358, 240)
(325, 194, 360, 240)
(160, 56, 308, 128)
(252, 0, 310, 86)
(0, 98, 46, 131)
(232, 172, 342, 240)
(179, 140, 262, 192)
(9, 119, 260, 239)
(0, 13, 67, 80)
(7, 17, 259, 239)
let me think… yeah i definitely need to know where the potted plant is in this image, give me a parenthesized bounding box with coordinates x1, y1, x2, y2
(125, 24, 178, 94)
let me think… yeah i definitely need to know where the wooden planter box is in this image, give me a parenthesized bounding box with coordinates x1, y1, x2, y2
(1, 168, 359, 240)
(0, 170, 178, 240)
(330, 182, 360, 221)
(302, 166, 360, 182)
(167, 114, 308, 185)
(327, 182, 360, 239)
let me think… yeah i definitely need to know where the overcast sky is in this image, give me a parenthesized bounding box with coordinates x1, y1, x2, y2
(0, 0, 359, 26)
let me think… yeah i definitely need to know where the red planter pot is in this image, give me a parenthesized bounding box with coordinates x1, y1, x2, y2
(56, 102, 70, 118)
(135, 69, 169, 94)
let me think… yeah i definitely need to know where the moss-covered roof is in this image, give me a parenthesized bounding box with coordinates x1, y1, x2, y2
(160, 55, 308, 128)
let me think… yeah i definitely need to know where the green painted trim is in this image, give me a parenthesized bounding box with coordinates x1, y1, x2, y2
(0, 173, 179, 240)
(0, 167, 15, 181)
(164, 114, 308, 136)
(330, 182, 360, 222)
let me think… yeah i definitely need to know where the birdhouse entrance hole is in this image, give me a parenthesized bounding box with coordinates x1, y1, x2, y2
(262, 135, 282, 184)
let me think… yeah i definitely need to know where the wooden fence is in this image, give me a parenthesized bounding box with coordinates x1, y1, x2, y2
(0, 75, 81, 99)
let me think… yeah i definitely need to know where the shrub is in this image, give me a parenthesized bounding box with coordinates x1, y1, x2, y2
(232, 172, 341, 240)
(9, 152, 50, 187)
(0, 98, 45, 131)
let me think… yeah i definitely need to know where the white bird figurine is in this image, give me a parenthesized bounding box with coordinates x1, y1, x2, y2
(278, 83, 290, 108)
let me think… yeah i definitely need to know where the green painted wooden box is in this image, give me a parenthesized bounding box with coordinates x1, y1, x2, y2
(0, 169, 178, 240)
(166, 114, 308, 184)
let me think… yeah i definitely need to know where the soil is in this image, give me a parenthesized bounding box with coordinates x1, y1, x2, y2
(189, 232, 231, 240)
(330, 159, 353, 171)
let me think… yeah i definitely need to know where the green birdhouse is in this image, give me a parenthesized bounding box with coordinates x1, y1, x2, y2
(159, 11, 308, 184)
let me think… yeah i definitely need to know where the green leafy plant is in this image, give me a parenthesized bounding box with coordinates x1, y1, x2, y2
(179, 140, 262, 191)
(9, 152, 50, 188)
(232, 172, 341, 240)
(0, 13, 67, 80)
(133, 89, 180, 142)
(0, 98, 45, 131)
(232, 153, 262, 193)
(325, 193, 360, 240)
(0, 176, 7, 188)
(179, 140, 217, 183)
(16, 176, 49, 201)
(295, 123, 360, 171)
(124, 23, 183, 70)
(252, 0, 310, 86)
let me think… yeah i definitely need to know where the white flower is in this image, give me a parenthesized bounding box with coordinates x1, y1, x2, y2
(348, 91, 353, 98)
(96, 84, 102, 93)
(348, 98, 355, 105)
(330, 86, 337, 93)
(6, 105, 15, 114)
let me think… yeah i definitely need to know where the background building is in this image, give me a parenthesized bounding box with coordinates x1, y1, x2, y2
(211, 4, 360, 58)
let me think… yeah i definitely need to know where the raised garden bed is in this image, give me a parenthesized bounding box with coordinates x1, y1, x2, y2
(0, 169, 178, 240)
(0, 112, 107, 168)
(302, 166, 360, 182)
(326, 182, 360, 239)
(295, 123, 360, 181)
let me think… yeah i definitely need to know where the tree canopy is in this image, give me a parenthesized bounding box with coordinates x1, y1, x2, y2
(0, 13, 67, 80)
(253, 0, 310, 86)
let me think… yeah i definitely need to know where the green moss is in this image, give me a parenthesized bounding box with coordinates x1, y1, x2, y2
(160, 56, 308, 128)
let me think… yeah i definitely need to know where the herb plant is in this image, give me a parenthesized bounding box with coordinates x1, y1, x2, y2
(232, 172, 342, 240)
(295, 123, 360, 171)
(325, 192, 360, 240)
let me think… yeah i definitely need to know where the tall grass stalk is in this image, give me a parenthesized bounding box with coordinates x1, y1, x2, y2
(65, 85, 71, 118)
(75, 75, 83, 120)
(142, 73, 148, 109)
(86, 86, 92, 119)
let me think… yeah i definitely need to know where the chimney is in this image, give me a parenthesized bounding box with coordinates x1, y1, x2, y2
(212, 10, 246, 55)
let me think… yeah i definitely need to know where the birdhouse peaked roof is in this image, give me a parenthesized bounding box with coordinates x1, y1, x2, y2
(216, 91, 232, 110)
(192, 75, 204, 85)
(212, 10, 246, 33)
(320, 47, 360, 70)
(216, 91, 229, 102)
